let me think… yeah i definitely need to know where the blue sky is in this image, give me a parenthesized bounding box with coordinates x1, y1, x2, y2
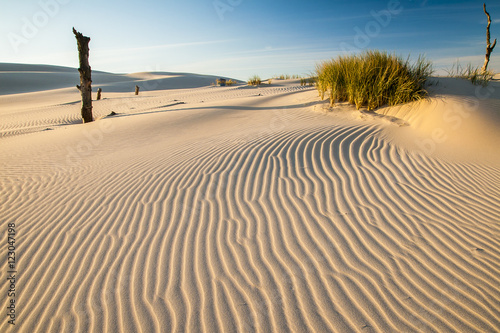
(1, 0, 499, 80)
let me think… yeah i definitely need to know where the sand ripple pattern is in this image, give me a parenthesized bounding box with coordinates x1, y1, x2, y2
(0, 85, 313, 138)
(1, 119, 500, 332)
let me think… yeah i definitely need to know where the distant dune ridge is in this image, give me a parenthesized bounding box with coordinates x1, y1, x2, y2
(1, 63, 499, 332)
(0, 63, 237, 95)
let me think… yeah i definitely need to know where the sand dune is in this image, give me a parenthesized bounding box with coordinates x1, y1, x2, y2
(1, 65, 499, 332)
(377, 77, 500, 163)
(0, 63, 236, 95)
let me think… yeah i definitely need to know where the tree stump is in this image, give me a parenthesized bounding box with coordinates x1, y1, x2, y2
(481, 3, 497, 73)
(96, 88, 102, 100)
(73, 28, 93, 123)
(135, 85, 140, 95)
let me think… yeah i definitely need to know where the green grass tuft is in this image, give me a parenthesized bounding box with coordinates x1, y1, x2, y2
(446, 62, 494, 87)
(275, 74, 303, 80)
(316, 50, 433, 110)
(248, 75, 262, 86)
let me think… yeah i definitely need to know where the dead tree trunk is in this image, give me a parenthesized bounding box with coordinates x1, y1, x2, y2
(481, 3, 497, 73)
(96, 88, 102, 100)
(73, 28, 93, 123)
(135, 85, 140, 95)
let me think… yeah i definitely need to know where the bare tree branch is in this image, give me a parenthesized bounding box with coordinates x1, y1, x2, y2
(481, 3, 497, 73)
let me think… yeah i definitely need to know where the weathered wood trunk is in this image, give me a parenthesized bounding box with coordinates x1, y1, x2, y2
(481, 3, 497, 73)
(96, 88, 102, 100)
(73, 28, 93, 123)
(135, 85, 140, 95)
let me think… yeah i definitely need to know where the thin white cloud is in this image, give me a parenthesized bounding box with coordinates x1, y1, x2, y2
(432, 54, 500, 72)
(96, 39, 236, 56)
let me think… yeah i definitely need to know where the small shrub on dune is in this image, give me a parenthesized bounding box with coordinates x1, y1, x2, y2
(300, 77, 316, 86)
(248, 75, 262, 86)
(277, 74, 301, 80)
(316, 50, 433, 110)
(215, 79, 236, 86)
(446, 62, 494, 87)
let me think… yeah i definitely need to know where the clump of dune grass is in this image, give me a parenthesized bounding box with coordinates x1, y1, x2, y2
(316, 50, 432, 110)
(300, 77, 316, 86)
(248, 75, 262, 86)
(214, 79, 237, 86)
(276, 74, 302, 80)
(446, 62, 494, 87)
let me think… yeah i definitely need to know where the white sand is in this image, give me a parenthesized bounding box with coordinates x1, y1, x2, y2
(1, 64, 499, 332)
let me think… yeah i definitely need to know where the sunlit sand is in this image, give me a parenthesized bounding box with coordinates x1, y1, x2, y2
(1, 64, 499, 332)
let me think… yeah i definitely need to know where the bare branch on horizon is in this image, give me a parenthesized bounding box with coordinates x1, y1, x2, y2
(481, 3, 497, 73)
